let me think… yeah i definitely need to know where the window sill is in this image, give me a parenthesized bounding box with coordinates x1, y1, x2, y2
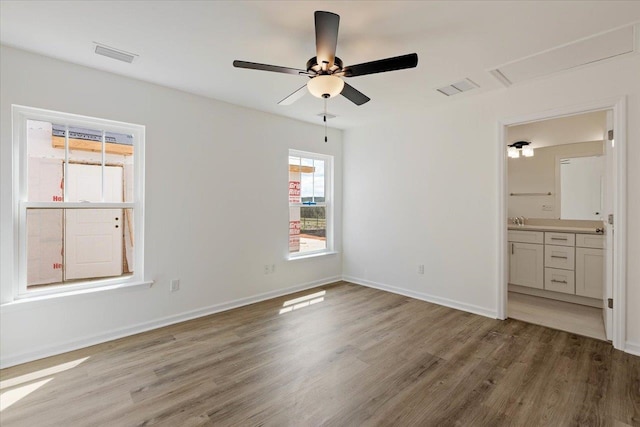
(287, 251, 339, 261)
(0, 280, 154, 312)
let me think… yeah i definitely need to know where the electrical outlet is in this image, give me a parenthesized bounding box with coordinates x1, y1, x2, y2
(418, 264, 425, 275)
(264, 265, 270, 275)
(270, 264, 276, 274)
(170, 279, 180, 292)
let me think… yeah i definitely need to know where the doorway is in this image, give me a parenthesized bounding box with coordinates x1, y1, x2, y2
(497, 98, 627, 350)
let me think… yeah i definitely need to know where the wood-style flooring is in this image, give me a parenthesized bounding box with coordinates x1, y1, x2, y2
(1, 281, 638, 426)
(508, 291, 607, 341)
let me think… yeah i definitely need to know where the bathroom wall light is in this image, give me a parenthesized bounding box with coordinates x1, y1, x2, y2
(508, 141, 534, 158)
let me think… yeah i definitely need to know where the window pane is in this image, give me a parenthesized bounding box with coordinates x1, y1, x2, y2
(26, 208, 133, 288)
(65, 163, 124, 203)
(27, 120, 64, 202)
(299, 206, 326, 253)
(26, 208, 63, 286)
(27, 120, 133, 202)
(313, 159, 325, 200)
(298, 159, 324, 203)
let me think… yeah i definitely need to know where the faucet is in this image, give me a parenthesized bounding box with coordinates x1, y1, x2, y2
(512, 216, 525, 226)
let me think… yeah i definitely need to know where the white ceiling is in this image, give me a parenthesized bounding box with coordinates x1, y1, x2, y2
(507, 110, 607, 148)
(1, 1, 640, 130)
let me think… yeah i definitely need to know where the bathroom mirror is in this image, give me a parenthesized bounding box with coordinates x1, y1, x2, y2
(559, 155, 604, 220)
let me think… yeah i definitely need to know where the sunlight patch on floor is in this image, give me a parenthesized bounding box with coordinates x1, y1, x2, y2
(0, 378, 52, 411)
(0, 356, 89, 412)
(280, 290, 326, 314)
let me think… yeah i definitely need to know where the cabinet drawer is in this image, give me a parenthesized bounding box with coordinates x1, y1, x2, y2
(544, 245, 575, 270)
(545, 268, 575, 294)
(544, 232, 575, 247)
(576, 234, 604, 249)
(508, 230, 544, 244)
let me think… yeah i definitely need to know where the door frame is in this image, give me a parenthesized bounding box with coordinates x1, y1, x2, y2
(497, 96, 627, 351)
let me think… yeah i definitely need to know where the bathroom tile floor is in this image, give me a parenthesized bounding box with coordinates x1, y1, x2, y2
(508, 291, 607, 341)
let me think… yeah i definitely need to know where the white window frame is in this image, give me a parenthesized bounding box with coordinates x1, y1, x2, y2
(288, 149, 334, 259)
(11, 105, 146, 299)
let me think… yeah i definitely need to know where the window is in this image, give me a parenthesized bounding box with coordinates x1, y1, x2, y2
(288, 150, 333, 257)
(12, 105, 145, 298)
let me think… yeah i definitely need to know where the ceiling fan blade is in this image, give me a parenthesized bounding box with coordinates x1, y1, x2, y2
(341, 82, 370, 106)
(278, 84, 308, 106)
(315, 11, 340, 69)
(341, 53, 418, 77)
(233, 60, 312, 76)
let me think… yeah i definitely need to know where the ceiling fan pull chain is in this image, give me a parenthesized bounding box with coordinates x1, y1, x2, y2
(324, 97, 328, 143)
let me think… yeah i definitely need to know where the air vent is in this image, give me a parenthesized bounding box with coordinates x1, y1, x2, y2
(489, 25, 636, 87)
(94, 43, 137, 63)
(436, 78, 479, 96)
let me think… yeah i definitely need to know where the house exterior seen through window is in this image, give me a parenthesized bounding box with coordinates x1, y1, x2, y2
(288, 150, 333, 257)
(12, 106, 145, 298)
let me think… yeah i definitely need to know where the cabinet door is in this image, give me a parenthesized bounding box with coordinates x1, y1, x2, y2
(576, 247, 603, 299)
(509, 242, 544, 289)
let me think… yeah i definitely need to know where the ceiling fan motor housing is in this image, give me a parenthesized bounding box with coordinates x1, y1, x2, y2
(306, 56, 343, 74)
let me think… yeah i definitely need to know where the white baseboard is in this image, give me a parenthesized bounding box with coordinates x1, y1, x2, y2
(625, 341, 640, 356)
(342, 275, 498, 319)
(0, 276, 341, 369)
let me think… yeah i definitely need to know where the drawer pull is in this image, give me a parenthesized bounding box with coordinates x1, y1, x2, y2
(551, 237, 568, 241)
(551, 279, 568, 284)
(551, 255, 568, 259)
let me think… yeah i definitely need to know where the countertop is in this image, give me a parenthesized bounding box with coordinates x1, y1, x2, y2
(507, 224, 604, 235)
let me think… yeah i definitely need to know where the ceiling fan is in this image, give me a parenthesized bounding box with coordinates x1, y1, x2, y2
(233, 11, 419, 107)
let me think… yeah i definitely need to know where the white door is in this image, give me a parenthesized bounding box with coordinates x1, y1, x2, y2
(509, 242, 544, 289)
(602, 111, 614, 340)
(65, 163, 123, 281)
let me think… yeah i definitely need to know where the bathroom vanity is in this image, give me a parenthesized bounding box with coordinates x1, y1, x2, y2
(508, 224, 605, 307)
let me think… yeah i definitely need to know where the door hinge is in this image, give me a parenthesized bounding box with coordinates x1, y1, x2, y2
(608, 214, 614, 225)
(608, 129, 614, 141)
(608, 298, 613, 309)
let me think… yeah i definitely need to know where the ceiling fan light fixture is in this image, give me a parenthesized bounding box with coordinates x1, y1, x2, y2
(307, 75, 344, 99)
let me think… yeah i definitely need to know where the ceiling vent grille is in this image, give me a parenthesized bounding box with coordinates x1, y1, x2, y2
(436, 78, 479, 96)
(489, 24, 637, 87)
(94, 43, 137, 63)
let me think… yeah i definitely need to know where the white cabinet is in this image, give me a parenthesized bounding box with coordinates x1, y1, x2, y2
(509, 241, 544, 289)
(576, 245, 604, 299)
(509, 229, 604, 302)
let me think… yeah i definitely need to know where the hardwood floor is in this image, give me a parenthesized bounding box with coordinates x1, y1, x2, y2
(508, 291, 607, 341)
(1, 282, 638, 426)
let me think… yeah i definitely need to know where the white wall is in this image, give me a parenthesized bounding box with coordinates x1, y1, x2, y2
(343, 53, 640, 351)
(0, 46, 343, 367)
(507, 141, 604, 219)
